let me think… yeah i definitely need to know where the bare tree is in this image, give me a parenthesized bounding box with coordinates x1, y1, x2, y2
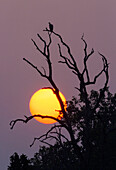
(10, 24, 109, 169)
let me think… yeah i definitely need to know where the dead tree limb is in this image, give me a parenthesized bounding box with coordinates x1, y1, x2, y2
(53, 30, 109, 108)
(10, 114, 65, 130)
(30, 125, 69, 147)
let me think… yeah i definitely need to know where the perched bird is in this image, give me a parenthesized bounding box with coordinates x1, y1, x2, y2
(48, 22, 53, 32)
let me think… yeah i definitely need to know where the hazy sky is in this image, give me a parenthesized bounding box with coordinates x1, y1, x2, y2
(0, 0, 116, 169)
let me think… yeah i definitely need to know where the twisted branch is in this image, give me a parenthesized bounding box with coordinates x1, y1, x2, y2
(10, 114, 65, 130)
(30, 125, 65, 147)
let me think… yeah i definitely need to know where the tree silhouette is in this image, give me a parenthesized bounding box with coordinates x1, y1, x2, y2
(10, 23, 111, 169)
(8, 152, 32, 170)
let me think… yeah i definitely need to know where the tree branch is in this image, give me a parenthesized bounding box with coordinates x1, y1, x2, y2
(23, 58, 48, 78)
(58, 44, 75, 70)
(30, 125, 64, 147)
(31, 39, 46, 57)
(93, 53, 109, 111)
(52, 31, 81, 78)
(37, 33, 47, 54)
(10, 114, 65, 130)
(81, 34, 94, 82)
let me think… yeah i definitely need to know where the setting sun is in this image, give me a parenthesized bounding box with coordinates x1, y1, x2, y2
(29, 88, 66, 124)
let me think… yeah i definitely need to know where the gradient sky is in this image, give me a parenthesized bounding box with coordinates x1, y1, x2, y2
(0, 0, 116, 169)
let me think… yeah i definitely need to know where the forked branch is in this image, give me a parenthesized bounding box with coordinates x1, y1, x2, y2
(54, 31, 109, 99)
(81, 34, 94, 82)
(23, 58, 48, 78)
(30, 124, 69, 147)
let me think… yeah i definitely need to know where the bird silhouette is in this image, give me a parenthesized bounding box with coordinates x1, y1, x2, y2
(48, 22, 53, 32)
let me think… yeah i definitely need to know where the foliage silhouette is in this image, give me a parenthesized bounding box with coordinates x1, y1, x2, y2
(9, 89, 116, 169)
(8, 152, 32, 170)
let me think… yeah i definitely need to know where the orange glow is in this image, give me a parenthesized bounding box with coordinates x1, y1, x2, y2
(29, 88, 66, 124)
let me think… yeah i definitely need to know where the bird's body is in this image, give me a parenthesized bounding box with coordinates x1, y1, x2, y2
(49, 22, 53, 32)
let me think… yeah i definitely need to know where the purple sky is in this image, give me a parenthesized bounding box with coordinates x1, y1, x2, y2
(0, 0, 116, 169)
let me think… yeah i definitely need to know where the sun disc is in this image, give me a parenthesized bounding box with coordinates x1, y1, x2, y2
(29, 88, 66, 124)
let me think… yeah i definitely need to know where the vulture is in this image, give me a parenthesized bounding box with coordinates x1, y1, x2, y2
(48, 22, 53, 32)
